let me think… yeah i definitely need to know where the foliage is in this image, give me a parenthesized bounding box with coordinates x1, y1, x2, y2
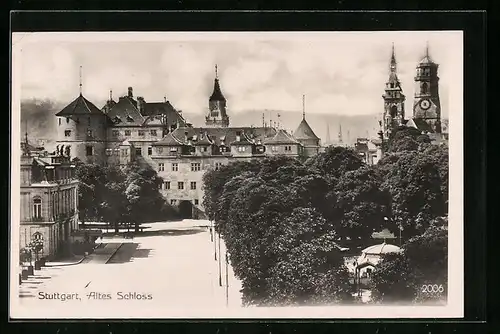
(386, 126, 431, 153)
(370, 217, 448, 304)
(74, 161, 175, 232)
(304, 146, 364, 182)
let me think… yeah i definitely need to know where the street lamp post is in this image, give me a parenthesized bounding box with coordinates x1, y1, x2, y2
(214, 228, 217, 261)
(218, 233, 222, 287)
(210, 221, 214, 242)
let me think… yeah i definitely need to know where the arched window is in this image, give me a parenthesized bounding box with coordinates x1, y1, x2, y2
(390, 105, 398, 118)
(33, 197, 42, 219)
(421, 82, 428, 94)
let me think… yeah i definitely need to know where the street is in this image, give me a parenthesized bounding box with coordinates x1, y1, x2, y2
(13, 219, 243, 318)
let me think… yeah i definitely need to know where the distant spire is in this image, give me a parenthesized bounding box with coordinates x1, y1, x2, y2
(302, 95, 306, 120)
(25, 119, 28, 145)
(390, 43, 397, 73)
(109, 89, 113, 101)
(425, 41, 429, 58)
(338, 123, 343, 144)
(79, 66, 83, 95)
(215, 64, 218, 79)
(262, 113, 265, 128)
(325, 123, 331, 145)
(164, 95, 167, 102)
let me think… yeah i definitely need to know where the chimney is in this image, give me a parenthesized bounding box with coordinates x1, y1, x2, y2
(137, 96, 145, 113)
(128, 87, 133, 98)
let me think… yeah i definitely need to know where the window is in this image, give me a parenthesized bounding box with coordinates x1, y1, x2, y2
(190, 181, 197, 190)
(66, 118, 70, 124)
(64, 130, 71, 137)
(170, 147, 178, 152)
(178, 182, 184, 190)
(215, 162, 223, 171)
(33, 197, 42, 219)
(151, 130, 157, 136)
(202, 146, 208, 152)
(157, 147, 163, 154)
(135, 147, 142, 156)
(194, 199, 199, 205)
(58, 118, 61, 125)
(421, 82, 429, 94)
(271, 146, 277, 152)
(170, 199, 177, 205)
(284, 146, 292, 151)
(86, 145, 93, 156)
(88, 117, 91, 125)
(191, 163, 201, 171)
(159, 183, 163, 190)
(148, 147, 153, 155)
(172, 163, 178, 171)
(127, 116, 134, 122)
(158, 163, 164, 172)
(112, 130, 119, 137)
(87, 129, 93, 137)
(125, 130, 131, 136)
(138, 130, 145, 136)
(237, 146, 246, 152)
(165, 181, 170, 190)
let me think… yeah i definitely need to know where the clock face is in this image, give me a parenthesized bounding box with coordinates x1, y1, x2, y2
(420, 99, 431, 110)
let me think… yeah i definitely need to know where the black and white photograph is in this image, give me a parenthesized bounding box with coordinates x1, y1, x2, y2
(10, 31, 462, 318)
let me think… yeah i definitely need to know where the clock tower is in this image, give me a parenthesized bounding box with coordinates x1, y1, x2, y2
(205, 64, 230, 128)
(382, 44, 406, 139)
(412, 44, 442, 133)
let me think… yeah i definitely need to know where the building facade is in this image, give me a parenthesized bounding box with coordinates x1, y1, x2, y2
(55, 68, 321, 218)
(20, 139, 79, 260)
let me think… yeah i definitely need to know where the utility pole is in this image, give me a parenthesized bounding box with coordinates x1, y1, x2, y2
(214, 227, 217, 261)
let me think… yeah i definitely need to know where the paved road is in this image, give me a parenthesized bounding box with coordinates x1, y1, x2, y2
(13, 220, 243, 318)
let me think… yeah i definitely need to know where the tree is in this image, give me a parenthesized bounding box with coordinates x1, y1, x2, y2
(386, 126, 430, 153)
(74, 162, 107, 222)
(334, 166, 392, 242)
(304, 146, 364, 182)
(99, 166, 127, 232)
(123, 162, 165, 231)
(370, 217, 448, 304)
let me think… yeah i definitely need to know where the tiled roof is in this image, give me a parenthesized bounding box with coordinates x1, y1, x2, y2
(193, 133, 214, 146)
(141, 101, 186, 126)
(157, 126, 277, 147)
(55, 94, 104, 117)
(409, 118, 435, 133)
(153, 132, 185, 146)
(293, 118, 320, 140)
(106, 96, 145, 127)
(209, 78, 226, 101)
(264, 129, 299, 145)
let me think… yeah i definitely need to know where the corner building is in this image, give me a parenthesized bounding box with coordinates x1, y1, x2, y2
(55, 69, 321, 218)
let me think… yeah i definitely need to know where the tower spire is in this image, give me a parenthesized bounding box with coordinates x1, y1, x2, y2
(109, 89, 113, 101)
(390, 43, 397, 73)
(215, 64, 218, 79)
(79, 66, 83, 95)
(325, 122, 331, 145)
(338, 123, 343, 144)
(425, 41, 429, 58)
(302, 95, 306, 120)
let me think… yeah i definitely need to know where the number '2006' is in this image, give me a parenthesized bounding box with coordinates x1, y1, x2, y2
(421, 284, 445, 294)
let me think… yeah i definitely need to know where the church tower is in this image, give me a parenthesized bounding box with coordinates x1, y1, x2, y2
(382, 44, 406, 139)
(412, 43, 442, 133)
(205, 65, 229, 128)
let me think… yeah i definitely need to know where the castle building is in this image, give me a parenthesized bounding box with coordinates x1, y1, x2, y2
(20, 134, 79, 260)
(55, 66, 320, 218)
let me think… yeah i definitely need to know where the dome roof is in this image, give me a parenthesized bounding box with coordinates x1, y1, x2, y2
(361, 242, 401, 255)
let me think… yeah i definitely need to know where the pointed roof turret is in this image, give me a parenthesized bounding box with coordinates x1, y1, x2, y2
(390, 43, 397, 73)
(294, 118, 320, 141)
(210, 64, 226, 101)
(56, 94, 104, 116)
(419, 42, 436, 65)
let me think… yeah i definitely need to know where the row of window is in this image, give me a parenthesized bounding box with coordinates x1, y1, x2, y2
(158, 162, 223, 172)
(112, 129, 158, 137)
(270, 145, 293, 152)
(64, 129, 94, 137)
(59, 117, 92, 126)
(160, 181, 197, 190)
(170, 199, 199, 205)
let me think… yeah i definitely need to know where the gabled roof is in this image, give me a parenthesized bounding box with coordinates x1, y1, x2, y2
(293, 118, 320, 140)
(55, 94, 104, 117)
(209, 78, 226, 101)
(153, 132, 185, 146)
(106, 96, 145, 127)
(169, 126, 276, 147)
(407, 118, 435, 133)
(264, 129, 299, 145)
(193, 133, 214, 146)
(141, 101, 186, 126)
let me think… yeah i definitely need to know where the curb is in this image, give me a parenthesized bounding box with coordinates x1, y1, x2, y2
(45, 255, 86, 268)
(104, 243, 124, 264)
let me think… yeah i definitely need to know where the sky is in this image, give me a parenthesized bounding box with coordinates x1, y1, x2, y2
(13, 32, 462, 118)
